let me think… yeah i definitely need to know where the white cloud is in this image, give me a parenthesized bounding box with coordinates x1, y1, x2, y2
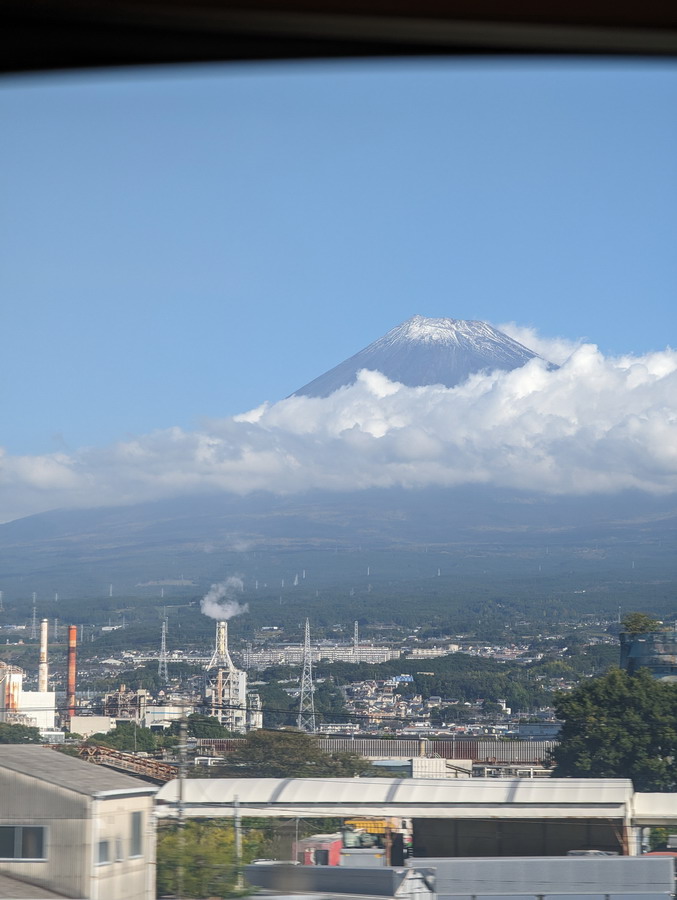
(1, 343, 677, 522)
(497, 321, 581, 365)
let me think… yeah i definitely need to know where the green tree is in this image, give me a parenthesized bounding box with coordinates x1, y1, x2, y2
(157, 820, 265, 898)
(552, 668, 677, 791)
(0, 722, 42, 743)
(215, 729, 374, 778)
(648, 827, 677, 851)
(87, 722, 175, 752)
(621, 612, 662, 634)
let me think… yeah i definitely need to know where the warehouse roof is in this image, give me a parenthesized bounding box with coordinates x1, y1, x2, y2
(0, 746, 157, 798)
(156, 776, 634, 819)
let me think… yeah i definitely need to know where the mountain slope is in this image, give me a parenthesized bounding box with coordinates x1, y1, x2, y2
(292, 315, 544, 397)
(0, 488, 675, 604)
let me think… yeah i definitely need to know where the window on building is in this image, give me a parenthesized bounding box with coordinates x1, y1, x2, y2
(0, 826, 46, 860)
(130, 811, 143, 857)
(97, 840, 111, 865)
(115, 837, 124, 862)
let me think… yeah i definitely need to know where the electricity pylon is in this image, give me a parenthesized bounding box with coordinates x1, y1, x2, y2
(297, 618, 316, 733)
(158, 619, 169, 684)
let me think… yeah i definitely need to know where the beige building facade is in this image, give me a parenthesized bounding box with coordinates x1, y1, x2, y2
(0, 746, 156, 899)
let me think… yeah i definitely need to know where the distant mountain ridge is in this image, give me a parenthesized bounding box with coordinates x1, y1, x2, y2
(292, 315, 544, 397)
(0, 487, 675, 601)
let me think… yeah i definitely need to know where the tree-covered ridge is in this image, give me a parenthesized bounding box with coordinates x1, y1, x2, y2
(553, 668, 677, 791)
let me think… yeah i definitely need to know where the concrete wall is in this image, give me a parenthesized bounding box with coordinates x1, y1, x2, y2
(70, 715, 116, 738)
(91, 794, 155, 900)
(410, 855, 674, 895)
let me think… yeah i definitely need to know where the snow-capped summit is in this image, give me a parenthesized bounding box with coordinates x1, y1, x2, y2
(292, 315, 544, 398)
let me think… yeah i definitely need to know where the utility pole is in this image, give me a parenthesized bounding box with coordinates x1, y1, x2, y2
(297, 618, 316, 733)
(234, 795, 243, 890)
(177, 712, 187, 900)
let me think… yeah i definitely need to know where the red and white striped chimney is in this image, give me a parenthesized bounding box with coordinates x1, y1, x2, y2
(67, 625, 77, 718)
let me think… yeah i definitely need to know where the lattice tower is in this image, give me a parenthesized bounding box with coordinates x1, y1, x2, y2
(158, 619, 169, 684)
(206, 621, 236, 671)
(297, 618, 316, 733)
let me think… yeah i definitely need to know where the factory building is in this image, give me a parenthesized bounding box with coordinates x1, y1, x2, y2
(203, 621, 262, 733)
(103, 685, 150, 721)
(0, 620, 56, 732)
(0, 663, 24, 723)
(243, 645, 399, 668)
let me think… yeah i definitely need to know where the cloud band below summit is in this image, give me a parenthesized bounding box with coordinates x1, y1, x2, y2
(1, 343, 676, 521)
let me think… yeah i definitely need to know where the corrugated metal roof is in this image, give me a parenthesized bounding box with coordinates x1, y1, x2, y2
(196, 738, 559, 763)
(0, 746, 157, 797)
(156, 776, 633, 819)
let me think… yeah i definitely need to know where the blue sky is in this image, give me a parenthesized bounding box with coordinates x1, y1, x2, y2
(2, 58, 677, 460)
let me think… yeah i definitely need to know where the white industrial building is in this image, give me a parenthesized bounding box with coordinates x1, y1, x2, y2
(243, 644, 400, 668)
(0, 746, 157, 900)
(14, 691, 57, 731)
(0, 619, 57, 733)
(0, 681, 57, 731)
(69, 715, 117, 738)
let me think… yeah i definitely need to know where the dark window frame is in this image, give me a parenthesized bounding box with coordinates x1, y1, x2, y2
(97, 839, 111, 866)
(0, 825, 47, 861)
(130, 811, 143, 858)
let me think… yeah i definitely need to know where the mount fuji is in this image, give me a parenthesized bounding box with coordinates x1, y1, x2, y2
(293, 315, 545, 397)
(0, 315, 674, 609)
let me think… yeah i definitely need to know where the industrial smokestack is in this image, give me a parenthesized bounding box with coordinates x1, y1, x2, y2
(38, 618, 49, 692)
(67, 625, 77, 719)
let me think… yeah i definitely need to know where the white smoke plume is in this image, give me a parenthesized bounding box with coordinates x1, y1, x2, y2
(1, 336, 677, 522)
(200, 576, 249, 620)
